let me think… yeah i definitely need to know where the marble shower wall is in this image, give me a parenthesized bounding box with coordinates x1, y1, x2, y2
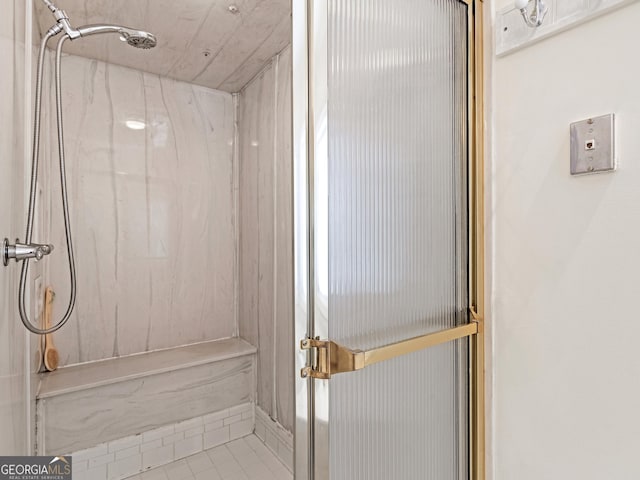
(0, 0, 29, 454)
(44, 53, 237, 365)
(238, 46, 294, 433)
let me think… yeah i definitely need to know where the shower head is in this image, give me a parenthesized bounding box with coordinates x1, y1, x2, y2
(75, 24, 157, 49)
(120, 30, 158, 50)
(121, 29, 157, 49)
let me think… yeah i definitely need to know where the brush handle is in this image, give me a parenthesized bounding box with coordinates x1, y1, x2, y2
(44, 287, 54, 333)
(43, 287, 59, 371)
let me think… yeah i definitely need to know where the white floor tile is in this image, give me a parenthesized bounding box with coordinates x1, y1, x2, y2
(125, 435, 291, 480)
(223, 472, 249, 480)
(164, 461, 193, 480)
(139, 469, 168, 480)
(185, 452, 213, 474)
(193, 469, 221, 480)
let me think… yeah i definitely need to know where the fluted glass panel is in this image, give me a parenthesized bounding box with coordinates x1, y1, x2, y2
(326, 0, 469, 479)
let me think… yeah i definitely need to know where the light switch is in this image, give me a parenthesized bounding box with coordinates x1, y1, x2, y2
(570, 114, 615, 175)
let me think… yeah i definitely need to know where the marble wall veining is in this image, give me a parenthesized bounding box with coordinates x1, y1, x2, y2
(238, 46, 294, 433)
(44, 53, 237, 365)
(0, 0, 29, 454)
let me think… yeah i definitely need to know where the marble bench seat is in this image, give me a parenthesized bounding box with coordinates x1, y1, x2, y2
(36, 337, 257, 455)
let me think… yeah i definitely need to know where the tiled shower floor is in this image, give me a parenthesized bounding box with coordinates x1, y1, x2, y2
(125, 435, 292, 480)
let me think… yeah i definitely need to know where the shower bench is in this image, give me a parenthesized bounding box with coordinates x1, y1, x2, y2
(36, 337, 257, 463)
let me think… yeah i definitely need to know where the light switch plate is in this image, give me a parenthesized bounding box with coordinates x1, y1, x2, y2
(570, 114, 615, 175)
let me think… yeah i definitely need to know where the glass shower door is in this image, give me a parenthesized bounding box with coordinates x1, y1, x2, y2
(293, 1, 484, 479)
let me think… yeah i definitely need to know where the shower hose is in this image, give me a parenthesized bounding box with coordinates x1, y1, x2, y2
(19, 30, 76, 334)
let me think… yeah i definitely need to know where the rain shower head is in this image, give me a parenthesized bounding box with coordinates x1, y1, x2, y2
(76, 24, 157, 49)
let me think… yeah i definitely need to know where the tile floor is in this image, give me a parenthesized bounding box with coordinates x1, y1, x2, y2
(125, 435, 292, 480)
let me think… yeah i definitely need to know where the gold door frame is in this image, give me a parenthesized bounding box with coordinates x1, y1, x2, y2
(292, 1, 485, 478)
(469, 1, 485, 479)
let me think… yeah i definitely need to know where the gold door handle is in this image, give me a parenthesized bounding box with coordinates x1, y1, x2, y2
(301, 312, 480, 379)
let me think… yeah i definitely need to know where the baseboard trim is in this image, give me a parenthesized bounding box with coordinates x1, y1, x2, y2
(254, 407, 293, 473)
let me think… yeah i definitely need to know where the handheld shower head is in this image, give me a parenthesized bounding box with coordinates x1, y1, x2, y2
(75, 24, 157, 49)
(119, 29, 157, 49)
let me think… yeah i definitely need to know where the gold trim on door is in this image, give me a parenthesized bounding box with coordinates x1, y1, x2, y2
(300, 317, 479, 380)
(470, 1, 485, 479)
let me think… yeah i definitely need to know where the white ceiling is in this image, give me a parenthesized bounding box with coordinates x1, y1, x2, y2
(34, 0, 291, 93)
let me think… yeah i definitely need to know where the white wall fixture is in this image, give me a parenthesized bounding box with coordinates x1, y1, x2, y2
(570, 114, 615, 175)
(497, 0, 636, 56)
(515, 0, 549, 28)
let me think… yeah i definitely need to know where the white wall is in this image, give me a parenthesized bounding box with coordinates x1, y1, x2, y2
(238, 46, 294, 433)
(491, 2, 640, 479)
(0, 0, 29, 455)
(45, 54, 237, 365)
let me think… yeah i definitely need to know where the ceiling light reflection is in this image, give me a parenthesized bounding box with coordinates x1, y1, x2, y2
(125, 120, 146, 130)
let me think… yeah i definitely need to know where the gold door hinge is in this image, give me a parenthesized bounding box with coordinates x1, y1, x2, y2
(300, 338, 365, 379)
(300, 320, 479, 380)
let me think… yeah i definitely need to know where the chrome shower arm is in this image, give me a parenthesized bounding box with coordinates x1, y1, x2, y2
(76, 24, 125, 36)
